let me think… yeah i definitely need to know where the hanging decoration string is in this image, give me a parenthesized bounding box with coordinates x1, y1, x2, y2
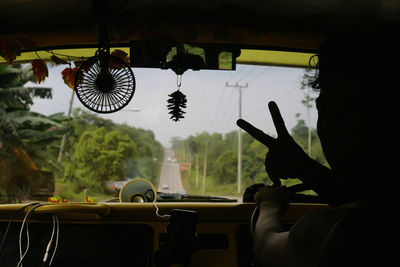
(177, 74, 182, 88)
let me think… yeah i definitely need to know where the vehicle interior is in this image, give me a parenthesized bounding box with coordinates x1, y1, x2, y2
(1, 0, 399, 266)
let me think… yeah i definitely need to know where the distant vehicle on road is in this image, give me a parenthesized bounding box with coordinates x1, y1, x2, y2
(161, 183, 169, 189)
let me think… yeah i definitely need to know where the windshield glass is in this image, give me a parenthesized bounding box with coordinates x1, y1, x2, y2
(0, 63, 327, 204)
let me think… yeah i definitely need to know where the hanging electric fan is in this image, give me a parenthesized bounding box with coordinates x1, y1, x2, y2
(74, 49, 136, 113)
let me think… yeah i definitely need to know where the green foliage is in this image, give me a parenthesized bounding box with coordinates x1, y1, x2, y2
(0, 109, 18, 141)
(0, 65, 66, 202)
(242, 140, 269, 184)
(0, 65, 55, 145)
(0, 65, 52, 111)
(116, 123, 163, 183)
(0, 65, 61, 158)
(182, 171, 238, 197)
(214, 150, 237, 184)
(292, 119, 314, 153)
(61, 108, 163, 195)
(64, 127, 137, 192)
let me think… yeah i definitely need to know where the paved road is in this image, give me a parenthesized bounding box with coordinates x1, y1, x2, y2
(158, 151, 184, 193)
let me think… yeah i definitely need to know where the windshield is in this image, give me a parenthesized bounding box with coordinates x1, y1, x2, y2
(0, 63, 326, 204)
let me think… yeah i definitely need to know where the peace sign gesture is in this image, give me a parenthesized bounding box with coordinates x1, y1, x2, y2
(237, 101, 310, 184)
(237, 101, 291, 149)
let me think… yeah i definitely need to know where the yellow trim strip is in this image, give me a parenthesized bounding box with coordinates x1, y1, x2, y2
(237, 49, 316, 68)
(1, 48, 315, 68)
(0, 202, 328, 222)
(0, 48, 129, 65)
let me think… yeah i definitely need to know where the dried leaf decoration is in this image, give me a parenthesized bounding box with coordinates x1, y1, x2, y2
(61, 67, 78, 90)
(75, 58, 95, 72)
(0, 38, 21, 64)
(111, 49, 129, 63)
(48, 195, 68, 203)
(85, 195, 96, 203)
(50, 55, 69, 65)
(74, 60, 85, 68)
(31, 59, 48, 83)
(109, 49, 129, 69)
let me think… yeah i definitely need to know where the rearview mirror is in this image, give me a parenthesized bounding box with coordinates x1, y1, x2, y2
(130, 41, 239, 73)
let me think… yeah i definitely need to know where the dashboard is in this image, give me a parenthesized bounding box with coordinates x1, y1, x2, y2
(0, 202, 327, 267)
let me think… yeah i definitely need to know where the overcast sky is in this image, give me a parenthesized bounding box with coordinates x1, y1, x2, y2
(29, 64, 319, 147)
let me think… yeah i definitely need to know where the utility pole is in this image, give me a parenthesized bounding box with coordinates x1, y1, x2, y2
(58, 90, 75, 162)
(195, 154, 199, 188)
(307, 104, 312, 157)
(188, 150, 192, 176)
(302, 86, 314, 157)
(202, 141, 208, 195)
(226, 82, 248, 194)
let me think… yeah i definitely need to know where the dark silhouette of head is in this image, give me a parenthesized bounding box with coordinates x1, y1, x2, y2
(310, 29, 399, 203)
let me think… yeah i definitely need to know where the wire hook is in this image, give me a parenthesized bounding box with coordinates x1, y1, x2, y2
(177, 75, 182, 90)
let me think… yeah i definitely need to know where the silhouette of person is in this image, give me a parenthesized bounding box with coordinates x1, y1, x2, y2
(237, 31, 399, 267)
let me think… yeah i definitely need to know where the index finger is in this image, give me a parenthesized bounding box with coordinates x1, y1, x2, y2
(237, 119, 276, 148)
(268, 101, 290, 137)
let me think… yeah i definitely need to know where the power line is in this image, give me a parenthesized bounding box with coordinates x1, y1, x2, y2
(247, 68, 269, 84)
(277, 87, 297, 101)
(212, 88, 236, 132)
(246, 88, 298, 118)
(208, 85, 228, 131)
(219, 103, 237, 133)
(234, 66, 256, 83)
(226, 82, 248, 194)
(226, 66, 246, 83)
(210, 67, 253, 132)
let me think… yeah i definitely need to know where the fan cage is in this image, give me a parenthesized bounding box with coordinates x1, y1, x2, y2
(75, 55, 136, 113)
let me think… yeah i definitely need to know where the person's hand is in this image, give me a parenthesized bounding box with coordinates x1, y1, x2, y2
(237, 101, 311, 184)
(243, 183, 266, 202)
(254, 185, 290, 214)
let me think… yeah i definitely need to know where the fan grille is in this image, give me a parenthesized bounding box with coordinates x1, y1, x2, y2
(75, 55, 135, 113)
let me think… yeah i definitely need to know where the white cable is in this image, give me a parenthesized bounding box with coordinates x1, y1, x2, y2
(0, 203, 40, 257)
(42, 216, 56, 263)
(152, 201, 171, 219)
(48, 215, 59, 266)
(250, 207, 259, 239)
(17, 203, 43, 267)
(18, 204, 37, 267)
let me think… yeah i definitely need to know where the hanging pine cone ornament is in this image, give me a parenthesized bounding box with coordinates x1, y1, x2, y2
(167, 90, 187, 121)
